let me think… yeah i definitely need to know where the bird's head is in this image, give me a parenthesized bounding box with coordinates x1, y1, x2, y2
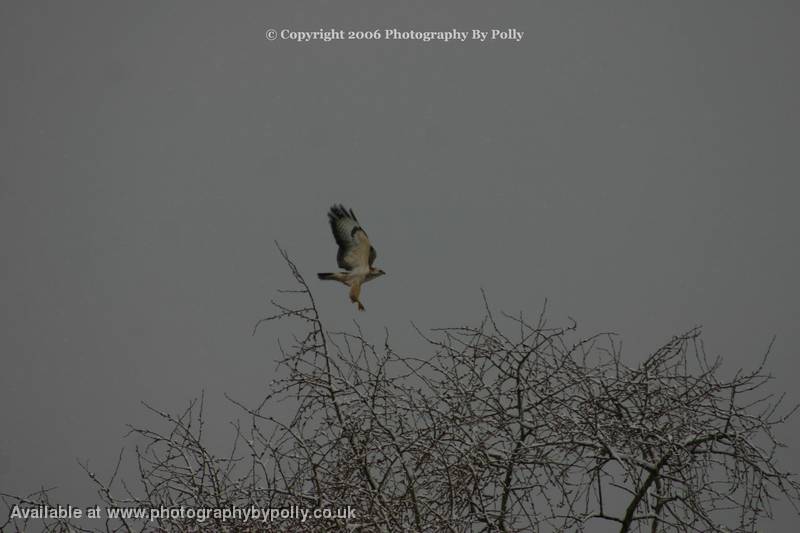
(369, 268, 386, 279)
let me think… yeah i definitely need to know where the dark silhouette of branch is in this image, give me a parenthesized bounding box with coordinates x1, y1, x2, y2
(4, 244, 799, 532)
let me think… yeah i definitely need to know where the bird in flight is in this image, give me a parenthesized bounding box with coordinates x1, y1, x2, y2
(318, 204, 385, 311)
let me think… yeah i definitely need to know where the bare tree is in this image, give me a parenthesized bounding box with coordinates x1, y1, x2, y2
(3, 247, 799, 532)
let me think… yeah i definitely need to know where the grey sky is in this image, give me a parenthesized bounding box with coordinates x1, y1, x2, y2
(1, 1, 798, 528)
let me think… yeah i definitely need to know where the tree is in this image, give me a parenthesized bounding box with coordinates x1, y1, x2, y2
(3, 247, 799, 532)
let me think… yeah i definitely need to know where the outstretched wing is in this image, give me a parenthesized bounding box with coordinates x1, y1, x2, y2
(328, 204, 375, 271)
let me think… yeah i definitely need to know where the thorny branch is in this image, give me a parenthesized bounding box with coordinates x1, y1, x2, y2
(3, 245, 799, 532)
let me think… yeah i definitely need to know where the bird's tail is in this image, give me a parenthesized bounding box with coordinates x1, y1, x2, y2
(317, 273, 335, 280)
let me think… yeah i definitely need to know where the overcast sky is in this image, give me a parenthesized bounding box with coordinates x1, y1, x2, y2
(1, 1, 798, 528)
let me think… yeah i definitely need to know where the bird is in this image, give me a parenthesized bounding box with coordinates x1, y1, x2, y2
(317, 204, 386, 311)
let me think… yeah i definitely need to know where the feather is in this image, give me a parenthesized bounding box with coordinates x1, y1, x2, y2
(327, 204, 374, 271)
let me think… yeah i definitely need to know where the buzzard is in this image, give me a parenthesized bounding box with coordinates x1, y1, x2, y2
(317, 204, 385, 311)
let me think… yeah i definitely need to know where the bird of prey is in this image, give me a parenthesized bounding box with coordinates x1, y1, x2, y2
(317, 204, 385, 311)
